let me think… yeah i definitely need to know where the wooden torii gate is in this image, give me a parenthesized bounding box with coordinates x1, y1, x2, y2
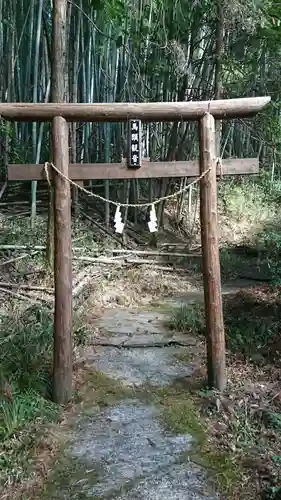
(5, 96, 270, 404)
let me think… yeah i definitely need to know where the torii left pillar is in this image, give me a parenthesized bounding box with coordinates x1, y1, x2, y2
(52, 0, 73, 404)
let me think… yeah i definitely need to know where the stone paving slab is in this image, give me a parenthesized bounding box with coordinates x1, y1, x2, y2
(86, 345, 194, 387)
(98, 310, 167, 337)
(86, 307, 198, 387)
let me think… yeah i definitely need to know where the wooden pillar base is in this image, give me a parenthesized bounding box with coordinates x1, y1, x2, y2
(52, 116, 72, 404)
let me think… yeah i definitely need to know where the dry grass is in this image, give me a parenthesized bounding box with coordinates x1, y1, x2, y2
(200, 360, 281, 499)
(81, 265, 201, 315)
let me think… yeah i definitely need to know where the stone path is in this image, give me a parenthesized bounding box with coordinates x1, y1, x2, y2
(86, 309, 196, 387)
(43, 300, 222, 500)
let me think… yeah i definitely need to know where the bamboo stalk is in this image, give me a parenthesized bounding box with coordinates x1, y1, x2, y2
(0, 181, 7, 199)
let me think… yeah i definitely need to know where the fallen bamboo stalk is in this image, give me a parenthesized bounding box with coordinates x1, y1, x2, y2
(72, 265, 103, 295)
(158, 244, 189, 249)
(0, 181, 7, 200)
(72, 276, 92, 297)
(6, 211, 43, 219)
(73, 256, 190, 273)
(73, 235, 90, 243)
(0, 282, 54, 293)
(0, 287, 48, 304)
(158, 242, 188, 246)
(111, 249, 201, 257)
(125, 257, 176, 265)
(73, 255, 182, 266)
(0, 245, 201, 261)
(0, 236, 93, 251)
(141, 264, 191, 273)
(0, 200, 42, 206)
(73, 273, 99, 298)
(0, 245, 46, 250)
(0, 251, 40, 267)
(73, 255, 127, 264)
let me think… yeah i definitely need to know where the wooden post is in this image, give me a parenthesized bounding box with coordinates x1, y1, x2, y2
(199, 113, 226, 391)
(47, 0, 69, 268)
(52, 116, 72, 404)
(52, 0, 72, 404)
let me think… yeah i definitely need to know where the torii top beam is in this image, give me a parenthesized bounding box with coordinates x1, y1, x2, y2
(0, 97, 271, 122)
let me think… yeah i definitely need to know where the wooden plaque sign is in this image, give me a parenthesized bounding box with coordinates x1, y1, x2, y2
(128, 119, 142, 168)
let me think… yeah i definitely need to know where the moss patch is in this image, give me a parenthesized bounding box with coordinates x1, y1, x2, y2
(151, 384, 244, 499)
(74, 368, 134, 410)
(35, 369, 135, 498)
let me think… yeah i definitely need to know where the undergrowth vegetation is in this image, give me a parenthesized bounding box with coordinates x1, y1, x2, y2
(218, 174, 279, 233)
(0, 214, 96, 490)
(168, 174, 281, 498)
(0, 302, 90, 489)
(218, 175, 280, 260)
(169, 286, 281, 366)
(0, 305, 60, 487)
(169, 287, 281, 498)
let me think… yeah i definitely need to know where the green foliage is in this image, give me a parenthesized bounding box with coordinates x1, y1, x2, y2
(219, 175, 277, 223)
(169, 303, 204, 333)
(168, 303, 205, 334)
(168, 288, 281, 366)
(0, 305, 53, 395)
(0, 215, 47, 247)
(219, 248, 245, 279)
(0, 304, 60, 485)
(0, 283, 99, 487)
(0, 391, 59, 442)
(264, 411, 281, 431)
(258, 226, 281, 285)
(218, 174, 281, 283)
(264, 456, 281, 500)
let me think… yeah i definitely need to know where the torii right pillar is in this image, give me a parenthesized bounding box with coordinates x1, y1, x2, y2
(199, 112, 226, 391)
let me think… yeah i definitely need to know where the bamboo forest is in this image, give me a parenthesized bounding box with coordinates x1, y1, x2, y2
(0, 1, 281, 499)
